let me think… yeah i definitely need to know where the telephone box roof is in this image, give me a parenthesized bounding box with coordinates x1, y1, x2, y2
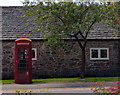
(15, 38, 32, 42)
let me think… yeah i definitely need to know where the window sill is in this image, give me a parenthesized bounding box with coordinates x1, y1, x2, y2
(90, 58, 109, 61)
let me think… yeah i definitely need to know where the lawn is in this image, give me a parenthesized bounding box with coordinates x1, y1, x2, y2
(1, 77, 120, 84)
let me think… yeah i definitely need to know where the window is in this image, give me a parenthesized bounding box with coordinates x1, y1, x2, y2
(32, 48, 37, 60)
(90, 48, 109, 60)
(18, 48, 28, 63)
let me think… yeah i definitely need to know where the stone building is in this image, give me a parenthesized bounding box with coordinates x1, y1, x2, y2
(1, 6, 120, 79)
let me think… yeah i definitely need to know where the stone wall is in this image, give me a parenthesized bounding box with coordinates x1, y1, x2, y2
(2, 40, 120, 79)
(86, 40, 119, 77)
(2, 41, 14, 79)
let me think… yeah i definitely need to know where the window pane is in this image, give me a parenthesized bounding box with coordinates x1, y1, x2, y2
(32, 50, 35, 58)
(18, 64, 27, 67)
(100, 49, 107, 58)
(18, 48, 28, 60)
(18, 68, 27, 71)
(32, 48, 37, 60)
(91, 49, 98, 58)
(19, 60, 27, 63)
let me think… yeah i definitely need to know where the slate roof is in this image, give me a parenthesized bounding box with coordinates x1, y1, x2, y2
(0, 6, 120, 40)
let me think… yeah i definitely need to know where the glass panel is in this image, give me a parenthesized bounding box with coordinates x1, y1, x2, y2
(32, 50, 35, 58)
(19, 60, 27, 63)
(18, 68, 27, 71)
(100, 49, 107, 58)
(18, 64, 27, 67)
(91, 49, 98, 58)
(18, 48, 28, 62)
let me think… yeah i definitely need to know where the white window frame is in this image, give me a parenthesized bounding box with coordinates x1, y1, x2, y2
(32, 48, 37, 60)
(90, 48, 109, 60)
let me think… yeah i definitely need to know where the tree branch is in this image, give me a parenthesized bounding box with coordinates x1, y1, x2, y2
(75, 35, 83, 49)
(85, 18, 97, 39)
(79, 6, 91, 22)
(51, 13, 66, 26)
(82, 18, 97, 48)
(69, 29, 85, 39)
(78, 30, 85, 39)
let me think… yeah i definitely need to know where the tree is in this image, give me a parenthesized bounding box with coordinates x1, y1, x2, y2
(110, 2, 120, 28)
(23, 1, 119, 78)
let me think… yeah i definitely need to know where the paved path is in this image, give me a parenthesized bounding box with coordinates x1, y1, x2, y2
(2, 88, 93, 93)
(2, 82, 114, 94)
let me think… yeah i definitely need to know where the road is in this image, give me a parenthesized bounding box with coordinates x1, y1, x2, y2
(2, 82, 114, 94)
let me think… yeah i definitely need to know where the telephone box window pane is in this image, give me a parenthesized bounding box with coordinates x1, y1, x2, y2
(18, 64, 27, 67)
(19, 48, 27, 54)
(18, 48, 28, 60)
(91, 49, 98, 58)
(19, 60, 27, 63)
(19, 55, 28, 60)
(100, 49, 107, 58)
(18, 68, 27, 71)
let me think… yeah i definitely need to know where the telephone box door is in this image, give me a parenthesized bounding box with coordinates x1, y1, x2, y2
(14, 38, 32, 84)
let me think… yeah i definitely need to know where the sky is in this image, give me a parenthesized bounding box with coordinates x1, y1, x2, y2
(0, 0, 119, 6)
(0, 0, 24, 6)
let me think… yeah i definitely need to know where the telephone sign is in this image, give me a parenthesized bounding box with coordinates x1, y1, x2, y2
(14, 38, 32, 84)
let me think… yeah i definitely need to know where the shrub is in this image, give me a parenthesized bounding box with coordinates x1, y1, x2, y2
(16, 88, 36, 95)
(91, 81, 120, 95)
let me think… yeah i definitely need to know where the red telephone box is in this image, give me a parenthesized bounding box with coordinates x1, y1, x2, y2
(14, 38, 32, 84)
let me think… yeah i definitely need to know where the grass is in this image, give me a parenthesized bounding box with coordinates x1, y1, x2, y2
(1, 77, 120, 84)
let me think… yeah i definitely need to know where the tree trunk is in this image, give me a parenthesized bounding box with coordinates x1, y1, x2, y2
(80, 48, 86, 79)
(74, 35, 86, 79)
